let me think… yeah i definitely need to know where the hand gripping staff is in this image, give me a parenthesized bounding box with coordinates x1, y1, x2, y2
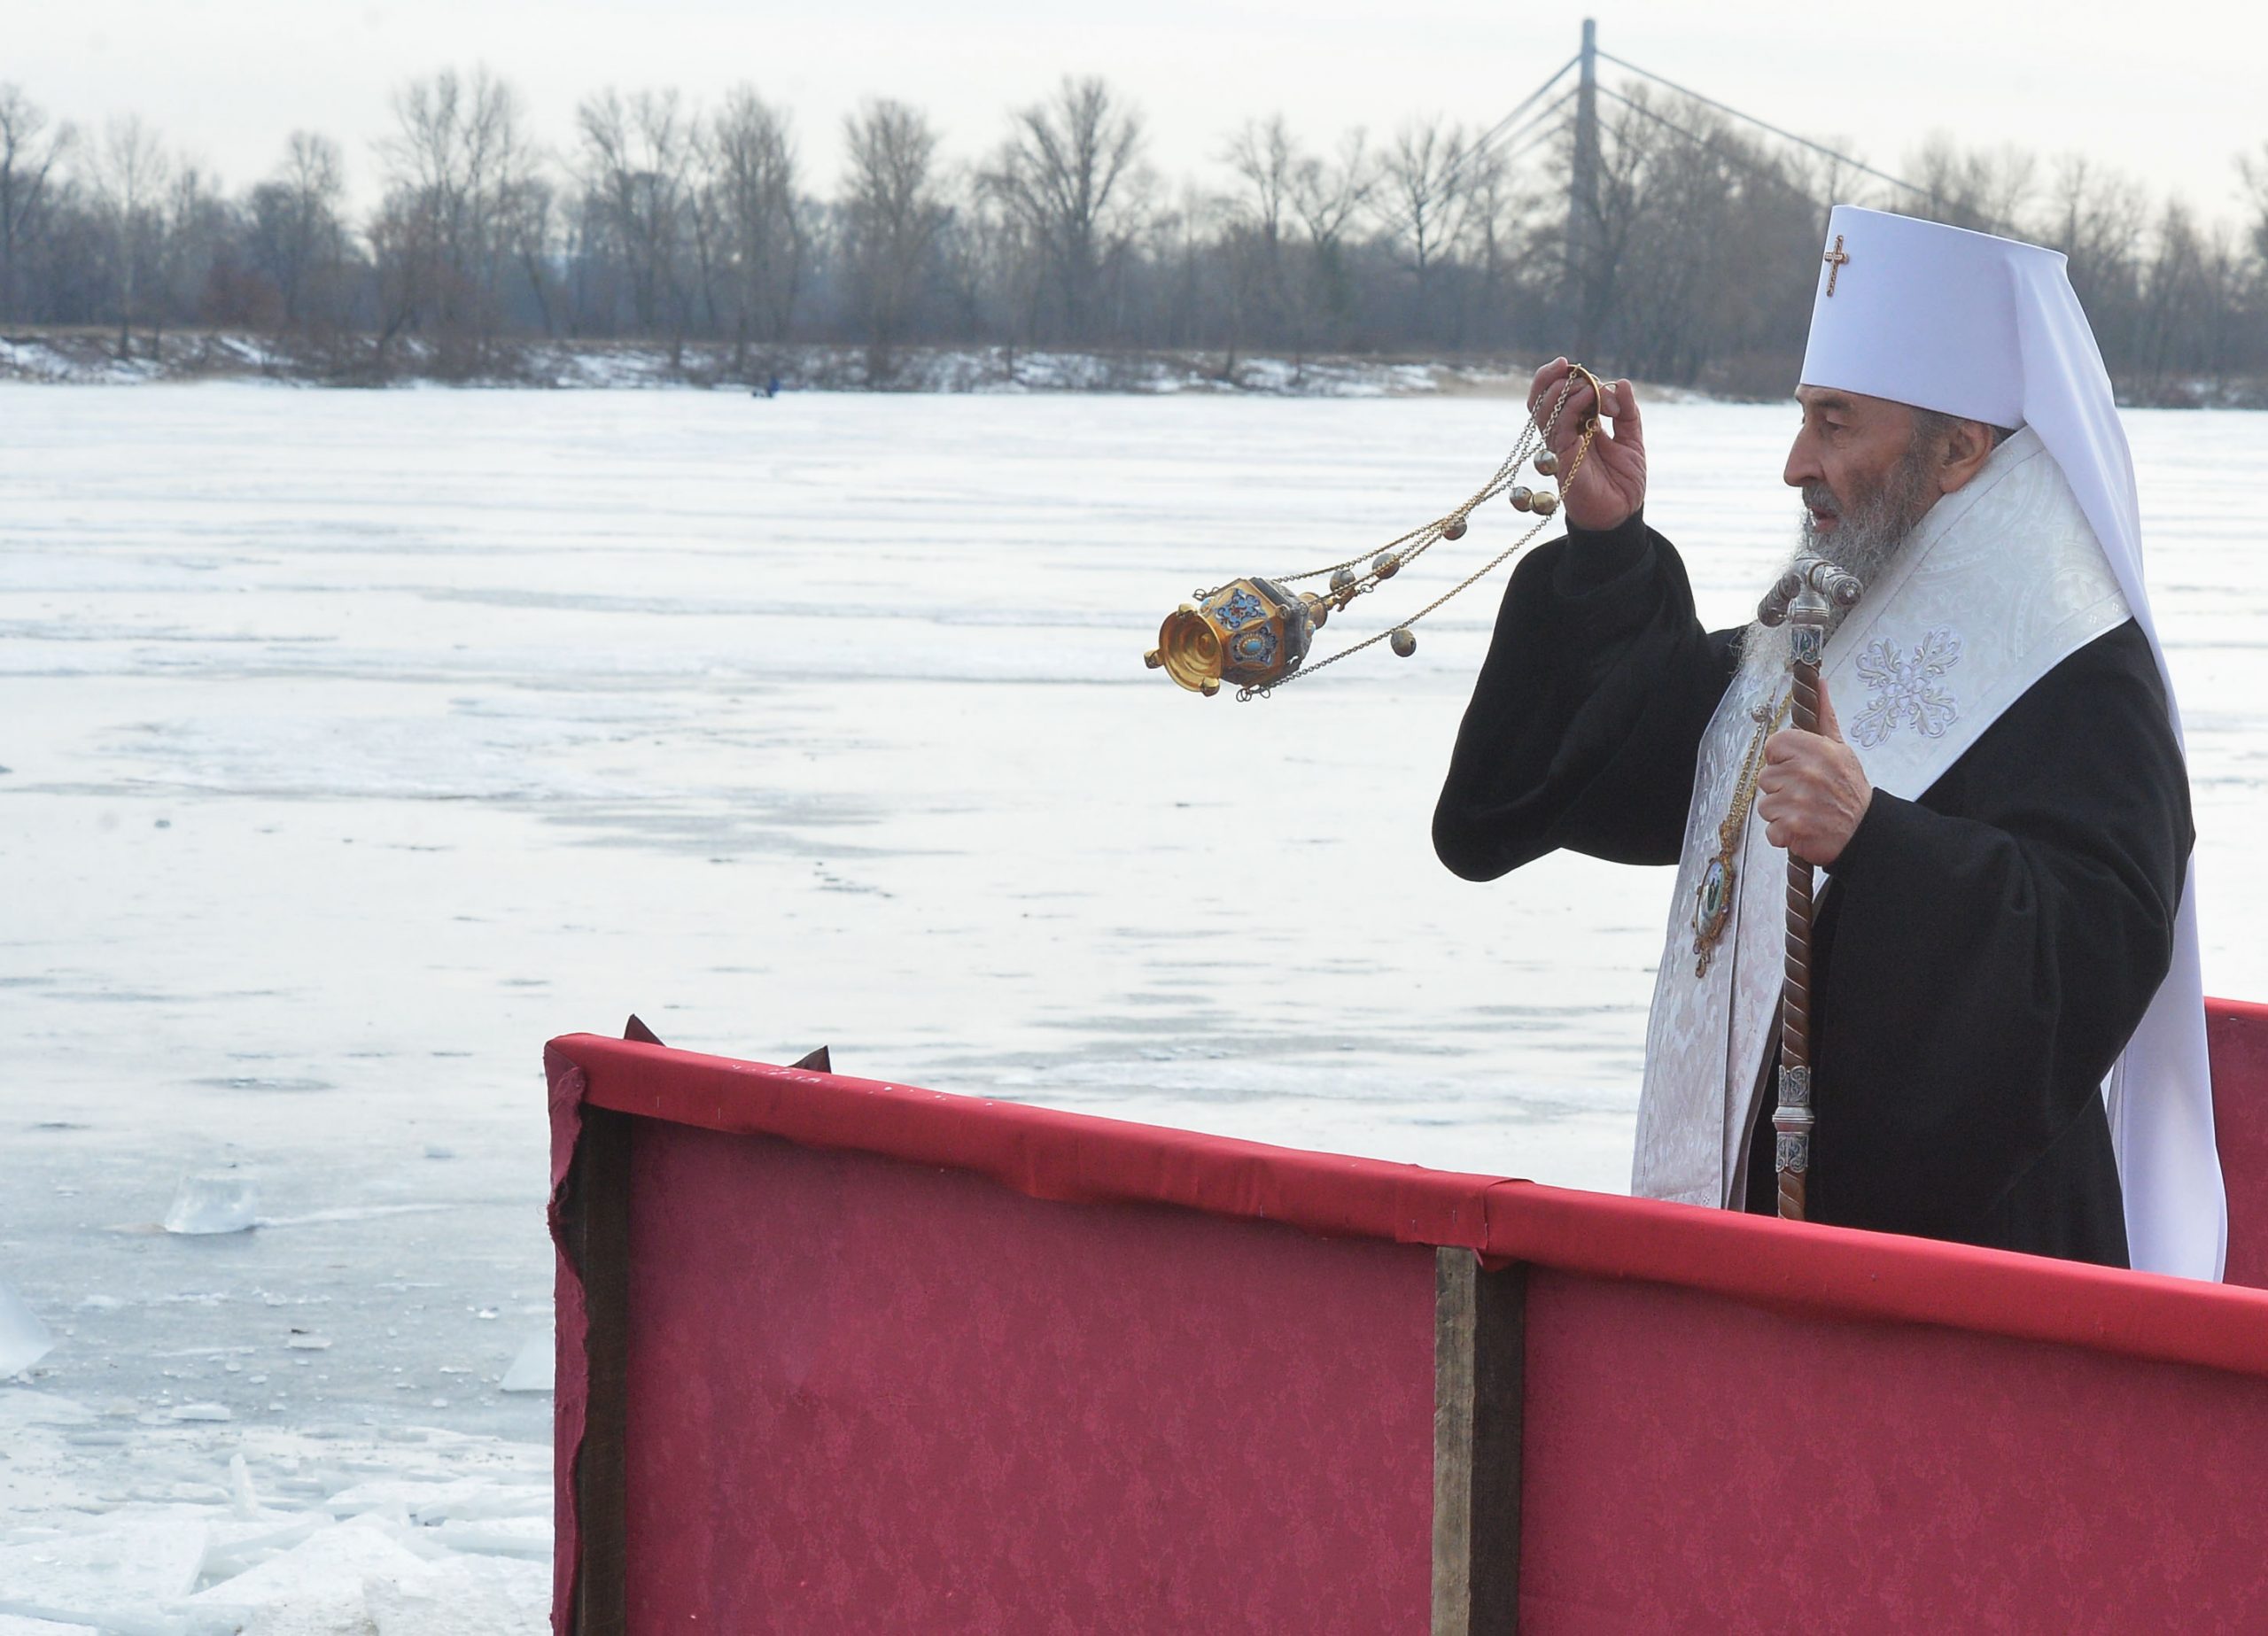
(1755, 555, 1861, 1221)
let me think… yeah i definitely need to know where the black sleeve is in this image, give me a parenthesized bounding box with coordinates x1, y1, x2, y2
(1807, 620, 2191, 1252)
(1432, 508, 1743, 880)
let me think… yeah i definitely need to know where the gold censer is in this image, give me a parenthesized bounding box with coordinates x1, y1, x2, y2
(1146, 366, 1604, 700)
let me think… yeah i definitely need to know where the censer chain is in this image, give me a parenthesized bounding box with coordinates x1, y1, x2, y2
(1242, 404, 1601, 700)
(1261, 368, 1589, 589)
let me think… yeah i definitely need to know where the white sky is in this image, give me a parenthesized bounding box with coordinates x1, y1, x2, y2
(14, 0, 2267, 227)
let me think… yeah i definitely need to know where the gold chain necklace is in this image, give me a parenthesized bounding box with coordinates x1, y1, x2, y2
(1691, 691, 1791, 977)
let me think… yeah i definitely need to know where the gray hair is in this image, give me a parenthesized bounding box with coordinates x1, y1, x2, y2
(1911, 408, 2017, 452)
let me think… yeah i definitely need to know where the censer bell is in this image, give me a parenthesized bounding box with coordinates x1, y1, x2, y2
(1146, 364, 1606, 701)
(1146, 576, 1315, 695)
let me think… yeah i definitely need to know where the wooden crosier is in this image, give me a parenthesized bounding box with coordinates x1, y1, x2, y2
(1756, 555, 1862, 1221)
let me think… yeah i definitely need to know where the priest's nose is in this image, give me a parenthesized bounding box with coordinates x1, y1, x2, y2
(1783, 423, 1825, 490)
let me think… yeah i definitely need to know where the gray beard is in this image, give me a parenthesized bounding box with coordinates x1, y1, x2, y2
(1735, 438, 1944, 701)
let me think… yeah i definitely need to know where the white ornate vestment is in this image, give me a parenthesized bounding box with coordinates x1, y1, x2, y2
(1630, 428, 2132, 1208)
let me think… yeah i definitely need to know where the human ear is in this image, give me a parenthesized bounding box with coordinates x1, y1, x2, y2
(1938, 418, 1996, 493)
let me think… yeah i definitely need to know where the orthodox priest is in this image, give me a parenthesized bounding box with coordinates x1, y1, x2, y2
(1433, 206, 2225, 1278)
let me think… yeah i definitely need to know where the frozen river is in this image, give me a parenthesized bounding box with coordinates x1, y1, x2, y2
(3, 384, 2265, 1621)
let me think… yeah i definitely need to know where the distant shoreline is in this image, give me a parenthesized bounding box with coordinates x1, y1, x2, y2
(3, 330, 2258, 409)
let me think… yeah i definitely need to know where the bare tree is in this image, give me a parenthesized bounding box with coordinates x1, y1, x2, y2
(0, 85, 74, 322)
(91, 116, 170, 358)
(501, 172, 558, 337)
(576, 87, 695, 355)
(2132, 201, 2247, 395)
(1910, 135, 2035, 233)
(2038, 153, 2146, 354)
(153, 159, 229, 347)
(1374, 118, 1472, 340)
(373, 66, 538, 373)
(706, 87, 803, 372)
(1218, 116, 1299, 367)
(985, 77, 1146, 342)
(2239, 143, 2268, 285)
(249, 132, 349, 330)
(840, 98, 945, 380)
(1223, 116, 1296, 252)
(1286, 128, 1372, 352)
(939, 175, 1045, 376)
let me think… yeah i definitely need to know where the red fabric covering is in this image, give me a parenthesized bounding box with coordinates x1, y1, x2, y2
(1522, 1267, 2268, 1629)
(624, 1120, 1435, 1630)
(552, 1030, 2268, 1382)
(545, 1006, 2268, 1628)
(554, 1033, 1501, 1251)
(1476, 1181, 2268, 1380)
(2210, 996, 2268, 1289)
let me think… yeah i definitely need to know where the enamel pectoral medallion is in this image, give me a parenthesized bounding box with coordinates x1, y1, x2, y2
(1692, 851, 1736, 976)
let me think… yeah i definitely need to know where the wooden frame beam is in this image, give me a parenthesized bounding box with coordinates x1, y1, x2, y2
(1433, 1248, 1526, 1634)
(570, 1105, 633, 1635)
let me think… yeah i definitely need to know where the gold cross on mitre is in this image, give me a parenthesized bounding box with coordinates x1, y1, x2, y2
(1822, 234, 1852, 296)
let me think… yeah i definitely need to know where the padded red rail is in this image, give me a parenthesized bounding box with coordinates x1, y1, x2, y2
(551, 1007, 2268, 1384)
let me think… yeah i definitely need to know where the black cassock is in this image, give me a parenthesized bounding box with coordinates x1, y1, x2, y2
(1432, 510, 2193, 1268)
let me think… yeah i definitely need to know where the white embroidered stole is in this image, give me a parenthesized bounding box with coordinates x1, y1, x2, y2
(1632, 428, 2132, 1206)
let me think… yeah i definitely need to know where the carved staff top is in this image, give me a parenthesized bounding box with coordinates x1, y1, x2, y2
(1756, 555, 1864, 637)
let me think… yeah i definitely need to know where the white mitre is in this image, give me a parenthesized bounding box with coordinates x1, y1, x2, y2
(1801, 205, 2225, 1281)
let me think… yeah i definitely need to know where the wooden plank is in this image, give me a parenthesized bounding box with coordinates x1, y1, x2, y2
(1433, 1248, 1526, 1634)
(571, 1105, 633, 1635)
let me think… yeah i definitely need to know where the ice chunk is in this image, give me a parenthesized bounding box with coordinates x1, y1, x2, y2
(184, 1515, 425, 1628)
(0, 1387, 93, 1430)
(0, 1612, 94, 1635)
(426, 1516, 550, 1558)
(0, 1281, 54, 1376)
(498, 1330, 552, 1394)
(169, 1401, 232, 1422)
(163, 1172, 258, 1236)
(366, 1553, 548, 1635)
(0, 1516, 208, 1605)
(194, 1516, 325, 1584)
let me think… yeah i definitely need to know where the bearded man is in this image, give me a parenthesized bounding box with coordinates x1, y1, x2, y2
(1432, 206, 2225, 1278)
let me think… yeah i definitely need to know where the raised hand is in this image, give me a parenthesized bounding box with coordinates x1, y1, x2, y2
(1526, 357, 1647, 533)
(1757, 676, 1874, 866)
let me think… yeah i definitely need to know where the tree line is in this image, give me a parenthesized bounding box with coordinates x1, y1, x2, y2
(1, 71, 2263, 398)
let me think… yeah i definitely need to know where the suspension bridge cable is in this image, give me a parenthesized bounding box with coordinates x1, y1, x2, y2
(1370, 87, 1578, 241)
(1592, 84, 1836, 214)
(1595, 48, 1938, 210)
(1454, 87, 1579, 182)
(1442, 55, 1581, 187)
(1488, 119, 1572, 178)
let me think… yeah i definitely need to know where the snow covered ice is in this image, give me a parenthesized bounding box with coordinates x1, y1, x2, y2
(4, 384, 2266, 1626)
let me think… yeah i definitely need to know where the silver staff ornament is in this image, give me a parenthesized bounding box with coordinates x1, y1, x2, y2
(1145, 365, 1605, 701)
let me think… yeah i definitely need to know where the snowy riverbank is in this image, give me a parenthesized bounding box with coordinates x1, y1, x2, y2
(0, 329, 1544, 398)
(4, 328, 2257, 406)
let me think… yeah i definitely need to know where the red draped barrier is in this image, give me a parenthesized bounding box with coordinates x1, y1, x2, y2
(548, 999, 2268, 1632)
(2210, 996, 2268, 1288)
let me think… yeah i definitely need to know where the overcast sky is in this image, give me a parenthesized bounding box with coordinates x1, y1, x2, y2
(14, 0, 2266, 228)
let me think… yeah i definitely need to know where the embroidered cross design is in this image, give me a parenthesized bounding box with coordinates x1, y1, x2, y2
(1822, 234, 1851, 297)
(1852, 627, 1961, 747)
